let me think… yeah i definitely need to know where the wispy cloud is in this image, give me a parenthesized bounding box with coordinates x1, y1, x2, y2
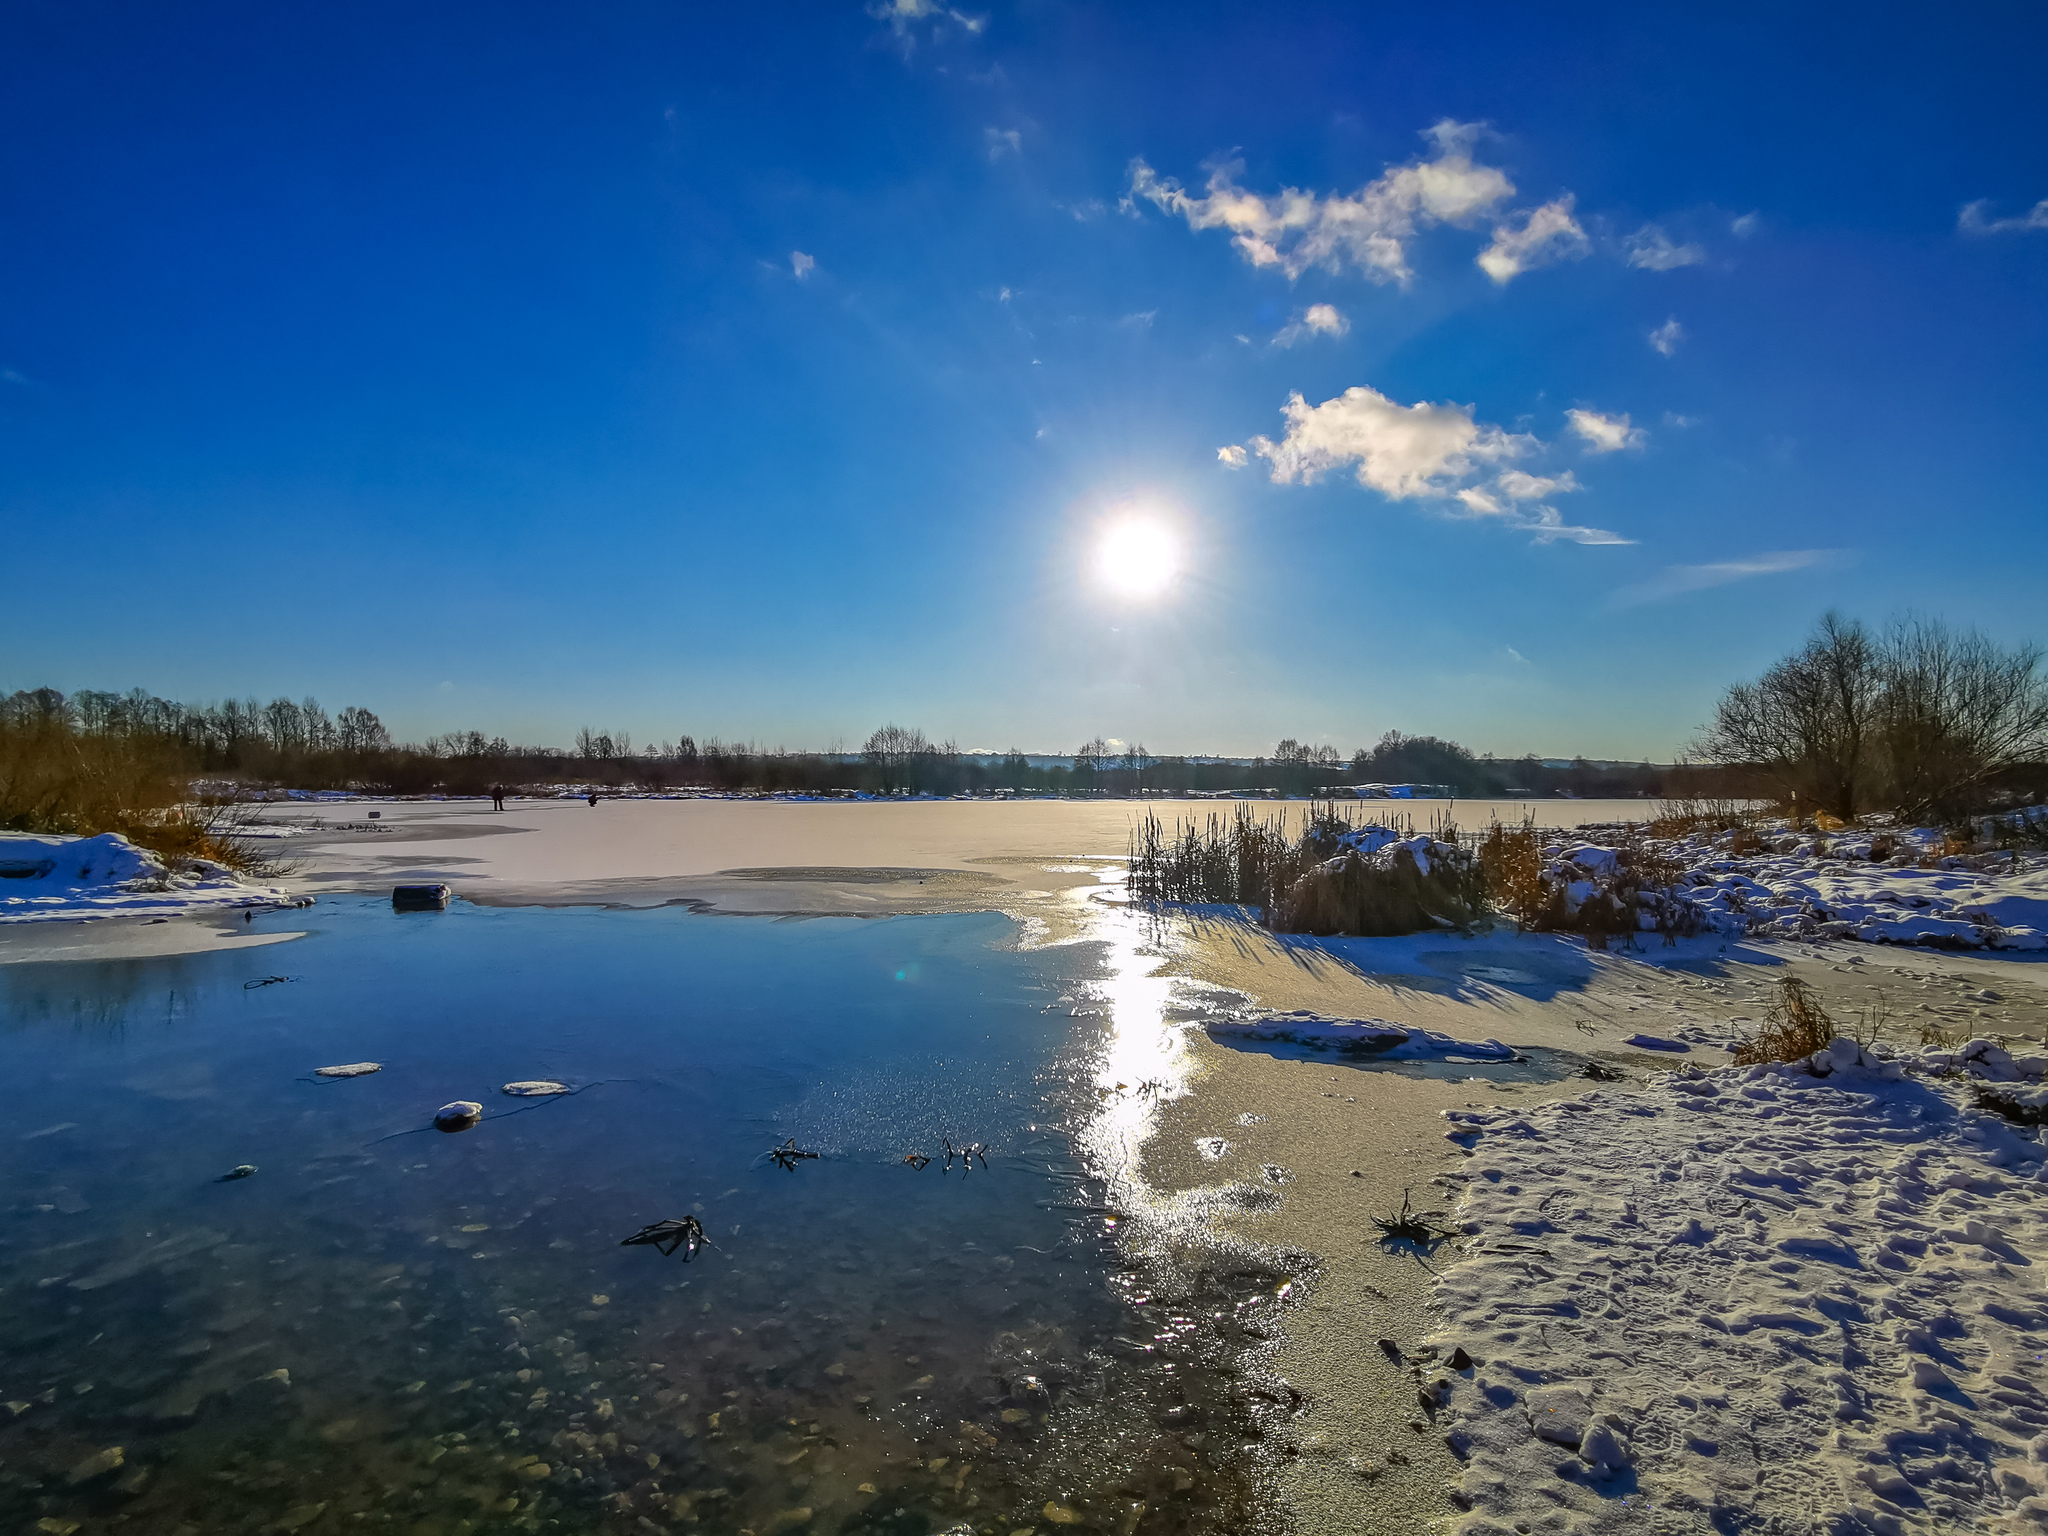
(1625, 224, 1704, 270)
(1246, 383, 1628, 545)
(1610, 549, 1837, 608)
(1959, 198, 2048, 235)
(1217, 445, 1248, 468)
(1118, 309, 1157, 330)
(985, 126, 1021, 161)
(1477, 196, 1590, 284)
(1730, 212, 1759, 238)
(1567, 407, 1645, 454)
(1058, 198, 1107, 222)
(868, 0, 985, 50)
(1271, 303, 1348, 347)
(1128, 120, 1515, 284)
(1648, 317, 1685, 357)
(1496, 469, 1580, 499)
(790, 250, 816, 280)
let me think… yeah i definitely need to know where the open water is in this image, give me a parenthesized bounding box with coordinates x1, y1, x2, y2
(0, 899, 1279, 1536)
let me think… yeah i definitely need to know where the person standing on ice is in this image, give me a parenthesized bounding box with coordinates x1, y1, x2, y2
(587, 791, 598, 807)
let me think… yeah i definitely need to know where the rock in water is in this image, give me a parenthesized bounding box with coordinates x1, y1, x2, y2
(501, 1081, 570, 1096)
(315, 1062, 382, 1078)
(217, 1165, 258, 1182)
(434, 1101, 483, 1132)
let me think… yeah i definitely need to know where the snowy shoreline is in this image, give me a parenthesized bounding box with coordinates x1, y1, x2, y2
(0, 832, 301, 925)
(1426, 1038, 2048, 1533)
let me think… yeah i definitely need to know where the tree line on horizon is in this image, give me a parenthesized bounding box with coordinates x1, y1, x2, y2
(0, 684, 1731, 807)
(3, 607, 2043, 852)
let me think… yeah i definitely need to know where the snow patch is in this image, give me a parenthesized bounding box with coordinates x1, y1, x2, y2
(1429, 1047, 2048, 1532)
(0, 832, 298, 925)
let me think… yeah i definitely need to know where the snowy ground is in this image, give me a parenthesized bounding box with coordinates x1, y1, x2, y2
(1544, 816, 2048, 952)
(1427, 1039, 2048, 1534)
(0, 832, 299, 924)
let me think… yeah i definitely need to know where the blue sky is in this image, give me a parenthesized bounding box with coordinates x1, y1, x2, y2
(4, 1, 2044, 758)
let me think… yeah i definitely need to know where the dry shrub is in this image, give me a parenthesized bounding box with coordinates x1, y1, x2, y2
(1129, 801, 1481, 936)
(1478, 816, 1543, 919)
(1730, 977, 1883, 1065)
(1268, 839, 1486, 937)
(1728, 825, 1765, 856)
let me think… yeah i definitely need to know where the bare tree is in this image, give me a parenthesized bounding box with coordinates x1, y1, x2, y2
(1875, 617, 2048, 819)
(863, 723, 932, 794)
(1697, 612, 1878, 819)
(336, 706, 390, 756)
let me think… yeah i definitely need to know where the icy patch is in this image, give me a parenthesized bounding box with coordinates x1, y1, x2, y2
(0, 832, 297, 925)
(1428, 1047, 2048, 1533)
(1205, 1012, 1517, 1061)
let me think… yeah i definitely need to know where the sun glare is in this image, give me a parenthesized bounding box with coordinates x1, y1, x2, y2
(1094, 518, 1181, 600)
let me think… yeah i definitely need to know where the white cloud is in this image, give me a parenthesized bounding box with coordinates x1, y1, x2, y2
(1625, 224, 1705, 270)
(1251, 385, 1533, 499)
(1476, 196, 1589, 284)
(1648, 317, 1686, 357)
(1217, 445, 1248, 468)
(1566, 407, 1645, 453)
(1610, 549, 1836, 608)
(997, 286, 1011, 302)
(1496, 469, 1580, 499)
(1959, 198, 2048, 235)
(1730, 212, 1759, 238)
(790, 250, 816, 279)
(1662, 411, 1698, 428)
(1129, 120, 1515, 284)
(1272, 302, 1349, 346)
(985, 127, 1021, 161)
(1059, 198, 1107, 221)
(1505, 646, 1529, 664)
(869, 0, 984, 45)
(1118, 309, 1157, 330)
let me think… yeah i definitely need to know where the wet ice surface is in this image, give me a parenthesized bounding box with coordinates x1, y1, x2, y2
(0, 899, 1275, 1536)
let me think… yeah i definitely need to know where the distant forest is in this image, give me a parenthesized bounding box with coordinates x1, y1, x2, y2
(0, 685, 1759, 805)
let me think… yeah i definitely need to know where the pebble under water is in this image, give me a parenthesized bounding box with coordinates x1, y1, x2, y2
(0, 900, 1285, 1536)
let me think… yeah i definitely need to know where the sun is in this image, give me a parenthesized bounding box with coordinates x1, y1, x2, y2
(1094, 518, 1181, 600)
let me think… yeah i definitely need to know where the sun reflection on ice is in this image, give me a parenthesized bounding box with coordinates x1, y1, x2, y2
(1053, 873, 1204, 1221)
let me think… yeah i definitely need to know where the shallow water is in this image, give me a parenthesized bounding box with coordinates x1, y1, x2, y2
(0, 900, 1272, 1536)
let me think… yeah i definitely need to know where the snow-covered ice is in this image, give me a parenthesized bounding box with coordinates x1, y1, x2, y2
(1428, 1039, 2048, 1532)
(0, 831, 299, 924)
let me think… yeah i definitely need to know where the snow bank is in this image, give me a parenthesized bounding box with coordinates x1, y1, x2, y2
(1206, 1011, 1517, 1061)
(1428, 1042, 2048, 1532)
(1536, 818, 2048, 952)
(0, 832, 298, 925)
